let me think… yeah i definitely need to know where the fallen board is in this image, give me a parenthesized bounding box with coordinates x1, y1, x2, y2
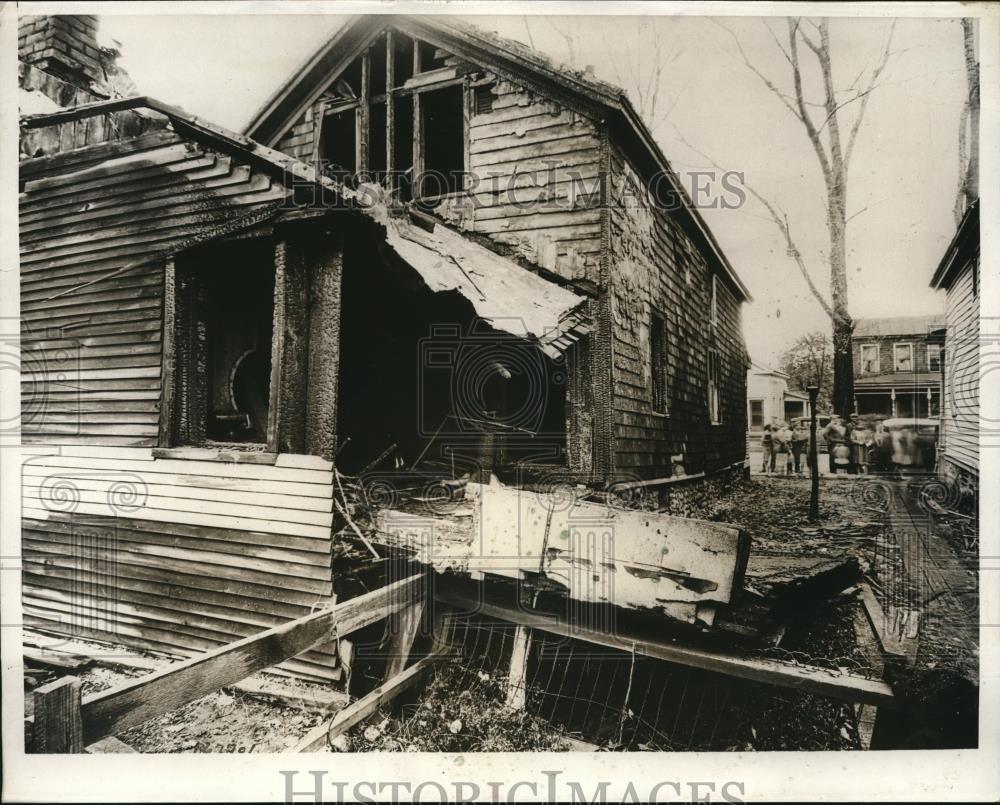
(375, 479, 750, 627)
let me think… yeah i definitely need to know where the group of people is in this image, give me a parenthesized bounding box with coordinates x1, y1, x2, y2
(758, 421, 811, 475)
(760, 414, 897, 476)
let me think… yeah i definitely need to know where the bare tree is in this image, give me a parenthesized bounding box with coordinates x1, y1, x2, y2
(779, 332, 834, 412)
(711, 18, 896, 417)
(955, 18, 979, 223)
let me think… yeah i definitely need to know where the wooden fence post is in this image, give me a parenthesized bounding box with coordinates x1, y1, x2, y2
(32, 677, 84, 753)
(505, 625, 530, 710)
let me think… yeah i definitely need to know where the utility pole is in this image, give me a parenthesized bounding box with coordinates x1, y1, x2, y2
(808, 385, 820, 522)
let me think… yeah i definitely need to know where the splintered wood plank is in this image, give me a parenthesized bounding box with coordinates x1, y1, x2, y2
(504, 625, 530, 710)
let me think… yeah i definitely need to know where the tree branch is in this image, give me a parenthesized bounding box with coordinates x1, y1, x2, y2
(787, 18, 834, 182)
(844, 20, 897, 168)
(713, 19, 805, 124)
(669, 123, 844, 325)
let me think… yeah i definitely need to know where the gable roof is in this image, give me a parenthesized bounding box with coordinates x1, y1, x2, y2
(852, 315, 945, 338)
(930, 198, 979, 290)
(244, 14, 751, 303)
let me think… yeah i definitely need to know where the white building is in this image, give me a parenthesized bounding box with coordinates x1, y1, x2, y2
(746, 362, 810, 435)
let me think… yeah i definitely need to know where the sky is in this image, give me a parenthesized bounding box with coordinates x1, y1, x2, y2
(97, 10, 969, 367)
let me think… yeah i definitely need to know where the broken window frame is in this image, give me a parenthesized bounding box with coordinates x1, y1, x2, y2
(318, 101, 361, 180)
(314, 28, 473, 201)
(160, 237, 307, 455)
(859, 343, 879, 375)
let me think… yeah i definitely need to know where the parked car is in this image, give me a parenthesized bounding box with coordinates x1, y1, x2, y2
(882, 417, 939, 472)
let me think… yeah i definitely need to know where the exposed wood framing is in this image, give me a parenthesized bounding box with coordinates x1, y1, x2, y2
(385, 28, 395, 176)
(358, 49, 370, 174)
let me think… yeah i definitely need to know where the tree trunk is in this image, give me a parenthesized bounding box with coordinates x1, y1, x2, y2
(832, 320, 854, 417)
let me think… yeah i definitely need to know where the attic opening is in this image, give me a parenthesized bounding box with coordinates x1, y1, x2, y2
(419, 85, 465, 198)
(169, 240, 275, 447)
(335, 232, 567, 481)
(320, 107, 357, 179)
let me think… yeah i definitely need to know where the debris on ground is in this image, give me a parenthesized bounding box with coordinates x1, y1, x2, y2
(340, 661, 566, 752)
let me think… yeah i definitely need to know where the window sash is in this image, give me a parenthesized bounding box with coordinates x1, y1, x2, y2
(860, 344, 879, 374)
(893, 343, 913, 372)
(927, 344, 942, 372)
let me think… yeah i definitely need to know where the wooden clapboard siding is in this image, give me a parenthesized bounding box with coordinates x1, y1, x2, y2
(432, 76, 603, 286)
(21, 446, 341, 682)
(22, 447, 335, 539)
(941, 257, 979, 475)
(607, 144, 748, 480)
(19, 136, 288, 446)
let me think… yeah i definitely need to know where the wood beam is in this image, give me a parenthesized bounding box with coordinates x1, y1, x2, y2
(438, 590, 896, 708)
(158, 258, 177, 448)
(291, 652, 446, 752)
(386, 28, 395, 177)
(304, 230, 343, 460)
(269, 239, 310, 454)
(32, 677, 84, 754)
(504, 625, 530, 710)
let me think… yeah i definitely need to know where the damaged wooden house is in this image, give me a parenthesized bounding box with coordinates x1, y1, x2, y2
(18, 15, 895, 752)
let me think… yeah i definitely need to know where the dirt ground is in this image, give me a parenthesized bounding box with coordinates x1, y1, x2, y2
(24, 649, 333, 753)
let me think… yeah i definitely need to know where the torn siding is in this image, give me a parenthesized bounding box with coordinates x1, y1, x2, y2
(271, 69, 605, 288)
(436, 76, 604, 286)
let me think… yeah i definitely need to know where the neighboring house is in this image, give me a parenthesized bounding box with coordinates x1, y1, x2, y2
(930, 200, 979, 491)
(851, 315, 945, 418)
(17, 17, 753, 667)
(746, 362, 810, 435)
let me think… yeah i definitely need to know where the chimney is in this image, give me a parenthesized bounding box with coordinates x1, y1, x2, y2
(18, 15, 105, 92)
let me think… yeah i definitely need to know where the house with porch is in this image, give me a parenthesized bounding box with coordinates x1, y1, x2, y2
(851, 315, 945, 419)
